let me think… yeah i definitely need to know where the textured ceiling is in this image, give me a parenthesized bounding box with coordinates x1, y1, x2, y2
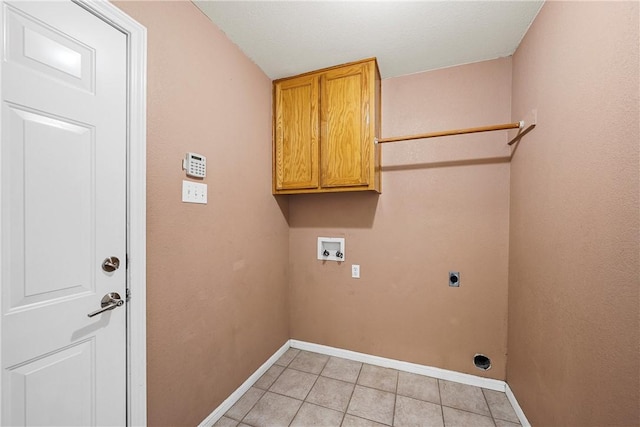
(194, 1, 544, 80)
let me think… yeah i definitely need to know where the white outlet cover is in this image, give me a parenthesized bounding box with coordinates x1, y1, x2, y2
(352, 264, 360, 278)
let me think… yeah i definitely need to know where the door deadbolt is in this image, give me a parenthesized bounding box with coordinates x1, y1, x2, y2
(102, 257, 120, 272)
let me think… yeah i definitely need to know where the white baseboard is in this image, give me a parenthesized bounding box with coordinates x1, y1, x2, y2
(506, 383, 531, 427)
(199, 339, 530, 427)
(198, 340, 291, 427)
(289, 340, 506, 392)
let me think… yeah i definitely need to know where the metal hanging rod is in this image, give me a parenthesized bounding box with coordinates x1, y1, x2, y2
(376, 112, 537, 146)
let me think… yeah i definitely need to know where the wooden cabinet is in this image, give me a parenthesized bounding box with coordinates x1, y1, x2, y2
(273, 58, 381, 194)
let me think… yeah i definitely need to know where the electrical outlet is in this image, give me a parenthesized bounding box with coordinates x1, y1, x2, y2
(352, 264, 360, 279)
(449, 271, 460, 287)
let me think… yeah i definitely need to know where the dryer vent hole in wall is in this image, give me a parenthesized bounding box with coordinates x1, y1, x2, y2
(473, 354, 492, 371)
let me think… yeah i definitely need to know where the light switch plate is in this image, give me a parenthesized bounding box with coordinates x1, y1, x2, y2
(182, 180, 207, 204)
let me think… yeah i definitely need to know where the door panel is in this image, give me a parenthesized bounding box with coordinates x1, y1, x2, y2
(9, 340, 94, 427)
(320, 63, 372, 188)
(6, 7, 95, 93)
(1, 1, 127, 425)
(7, 106, 94, 308)
(274, 74, 319, 190)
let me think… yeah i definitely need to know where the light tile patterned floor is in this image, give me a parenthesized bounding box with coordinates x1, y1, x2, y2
(213, 349, 521, 427)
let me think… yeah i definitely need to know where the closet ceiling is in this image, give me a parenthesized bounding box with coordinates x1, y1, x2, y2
(194, 1, 544, 79)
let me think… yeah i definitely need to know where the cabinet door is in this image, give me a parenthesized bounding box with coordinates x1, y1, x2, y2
(320, 62, 373, 188)
(273, 74, 319, 191)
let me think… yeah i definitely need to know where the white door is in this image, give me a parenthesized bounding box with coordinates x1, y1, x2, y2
(0, 1, 127, 425)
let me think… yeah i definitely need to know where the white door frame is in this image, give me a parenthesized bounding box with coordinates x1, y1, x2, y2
(0, 0, 147, 425)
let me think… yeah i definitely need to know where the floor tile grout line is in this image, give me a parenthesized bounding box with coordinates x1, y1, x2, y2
(391, 367, 399, 427)
(257, 364, 287, 391)
(346, 383, 398, 425)
(437, 379, 445, 426)
(482, 388, 522, 425)
(288, 350, 330, 375)
(481, 387, 498, 426)
(304, 379, 357, 414)
(350, 364, 397, 425)
(295, 400, 345, 425)
(225, 352, 326, 427)
(341, 360, 364, 426)
(286, 398, 304, 427)
(355, 382, 399, 395)
(223, 387, 264, 424)
(242, 351, 307, 427)
(274, 348, 299, 369)
(235, 377, 277, 423)
(394, 371, 444, 408)
(239, 389, 305, 426)
(441, 403, 502, 420)
(286, 363, 340, 377)
(261, 388, 305, 403)
(320, 372, 360, 386)
(494, 415, 522, 425)
(320, 356, 364, 385)
(287, 352, 330, 426)
(221, 351, 516, 427)
(395, 392, 442, 407)
(356, 363, 401, 395)
(296, 365, 325, 421)
(236, 388, 267, 426)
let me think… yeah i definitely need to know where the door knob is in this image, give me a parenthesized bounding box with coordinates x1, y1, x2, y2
(87, 292, 124, 317)
(102, 257, 120, 272)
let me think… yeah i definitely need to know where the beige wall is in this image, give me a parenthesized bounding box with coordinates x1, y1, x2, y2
(113, 2, 640, 425)
(289, 58, 513, 379)
(113, 2, 289, 426)
(508, 2, 639, 426)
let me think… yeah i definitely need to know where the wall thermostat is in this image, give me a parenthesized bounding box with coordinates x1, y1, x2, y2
(183, 152, 206, 178)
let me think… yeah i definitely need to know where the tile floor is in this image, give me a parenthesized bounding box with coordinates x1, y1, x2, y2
(213, 349, 522, 427)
